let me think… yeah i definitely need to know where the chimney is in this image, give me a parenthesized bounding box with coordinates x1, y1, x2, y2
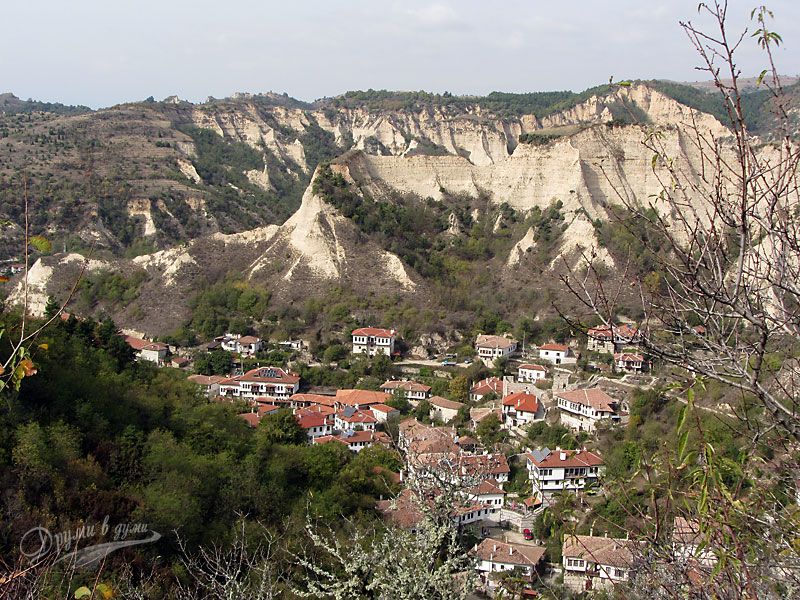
(560, 451, 567, 461)
(509, 546, 514, 555)
(493, 544, 497, 552)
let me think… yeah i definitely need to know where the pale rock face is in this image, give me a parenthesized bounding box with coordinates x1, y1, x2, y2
(245, 166, 271, 190)
(127, 199, 157, 236)
(248, 180, 415, 290)
(553, 216, 615, 270)
(507, 227, 536, 267)
(8, 254, 109, 317)
(133, 246, 197, 287)
(177, 158, 202, 184)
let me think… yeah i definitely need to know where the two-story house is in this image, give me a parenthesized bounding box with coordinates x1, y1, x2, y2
(469, 376, 505, 402)
(562, 534, 635, 593)
(538, 343, 572, 365)
(125, 336, 168, 366)
(296, 408, 333, 441)
(588, 324, 643, 354)
(218, 367, 300, 401)
(380, 380, 432, 403)
(502, 392, 544, 429)
(334, 407, 377, 432)
(517, 364, 547, 383)
(614, 352, 646, 373)
(352, 327, 396, 356)
(554, 388, 621, 432)
(527, 447, 603, 496)
(474, 539, 546, 589)
(218, 333, 263, 356)
(475, 334, 518, 366)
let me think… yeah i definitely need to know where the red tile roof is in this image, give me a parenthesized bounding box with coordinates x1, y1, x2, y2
(502, 392, 540, 414)
(291, 393, 336, 407)
(476, 334, 517, 350)
(237, 335, 261, 345)
(470, 376, 504, 396)
(219, 367, 299, 386)
(519, 364, 547, 371)
(562, 534, 635, 568)
(238, 413, 260, 428)
(474, 539, 545, 567)
(539, 343, 568, 352)
(555, 388, 617, 412)
(124, 335, 168, 352)
(429, 396, 464, 410)
(614, 352, 644, 362)
(257, 404, 280, 416)
(352, 327, 395, 337)
(370, 403, 399, 414)
(336, 409, 377, 424)
(297, 412, 329, 429)
(335, 389, 391, 407)
(381, 380, 431, 393)
(527, 448, 603, 469)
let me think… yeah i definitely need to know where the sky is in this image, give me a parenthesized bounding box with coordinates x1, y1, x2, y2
(2, 0, 799, 108)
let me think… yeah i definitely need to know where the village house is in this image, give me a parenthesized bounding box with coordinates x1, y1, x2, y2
(468, 479, 506, 508)
(475, 334, 518, 366)
(289, 393, 336, 410)
(169, 355, 190, 369)
(369, 403, 400, 423)
(187, 374, 225, 397)
(527, 447, 603, 496)
(470, 376, 505, 402)
(295, 409, 333, 441)
(502, 392, 545, 430)
(429, 396, 464, 423)
(351, 327, 396, 356)
(614, 352, 646, 373)
(334, 389, 392, 410)
(460, 454, 511, 487)
(238, 412, 261, 428)
(562, 534, 635, 593)
(474, 539, 546, 590)
(334, 407, 377, 432)
(398, 419, 459, 456)
(315, 430, 391, 453)
(587, 326, 616, 354)
(517, 363, 547, 383)
(380, 379, 431, 402)
(124, 336, 168, 366)
(555, 388, 621, 432)
(537, 343, 574, 365)
(376, 489, 498, 532)
(217, 333, 263, 356)
(218, 367, 300, 402)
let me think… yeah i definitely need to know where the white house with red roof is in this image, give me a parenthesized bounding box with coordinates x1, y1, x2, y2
(563, 534, 636, 592)
(468, 479, 506, 507)
(334, 389, 392, 410)
(470, 376, 505, 402)
(538, 343, 574, 365)
(614, 352, 646, 373)
(517, 364, 547, 383)
(217, 333, 263, 356)
(218, 367, 300, 401)
(334, 407, 377, 432)
(380, 379, 431, 402)
(501, 392, 544, 429)
(352, 327, 396, 356)
(315, 430, 391, 453)
(295, 408, 333, 441)
(474, 539, 546, 588)
(187, 374, 225, 397)
(369, 403, 400, 423)
(588, 324, 643, 354)
(125, 335, 168, 366)
(555, 388, 621, 432)
(475, 334, 518, 366)
(527, 447, 603, 496)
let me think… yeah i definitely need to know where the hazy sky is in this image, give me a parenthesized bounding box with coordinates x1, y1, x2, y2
(3, 1, 799, 108)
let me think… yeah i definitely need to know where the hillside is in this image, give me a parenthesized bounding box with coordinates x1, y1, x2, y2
(0, 81, 778, 340)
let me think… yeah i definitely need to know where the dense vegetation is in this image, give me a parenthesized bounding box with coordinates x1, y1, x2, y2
(0, 313, 401, 594)
(0, 93, 92, 116)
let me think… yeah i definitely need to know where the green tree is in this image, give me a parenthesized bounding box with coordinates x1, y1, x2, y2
(475, 413, 506, 447)
(449, 375, 469, 403)
(257, 409, 306, 445)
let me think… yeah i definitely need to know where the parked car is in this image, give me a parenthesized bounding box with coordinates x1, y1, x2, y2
(441, 360, 457, 366)
(523, 528, 534, 541)
(463, 358, 473, 364)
